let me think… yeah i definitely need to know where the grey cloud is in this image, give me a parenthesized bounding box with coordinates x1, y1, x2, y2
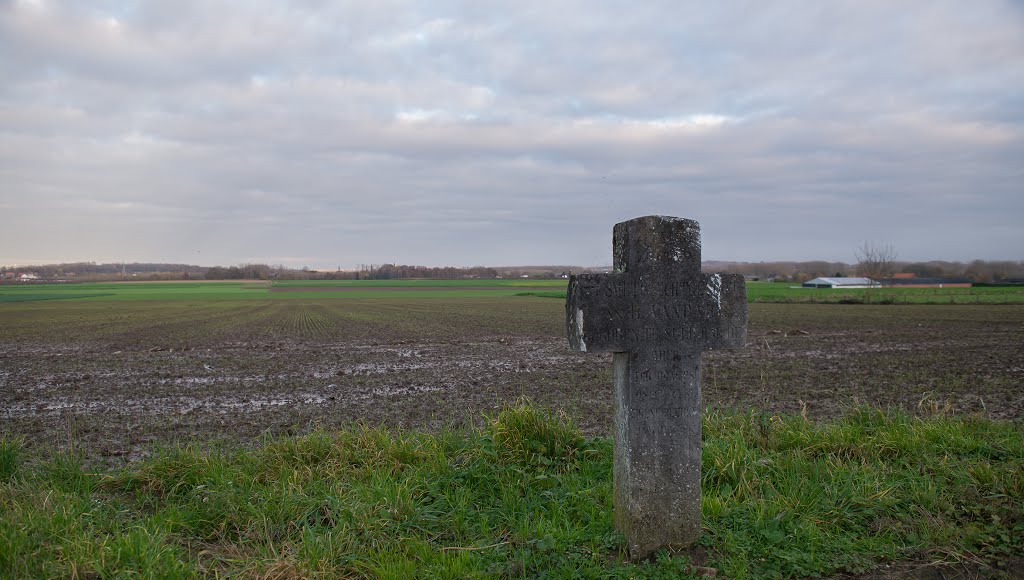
(1, 0, 1021, 267)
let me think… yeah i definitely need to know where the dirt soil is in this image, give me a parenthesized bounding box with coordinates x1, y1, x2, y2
(1, 300, 1022, 465)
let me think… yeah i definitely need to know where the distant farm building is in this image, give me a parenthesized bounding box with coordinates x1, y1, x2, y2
(802, 277, 880, 289)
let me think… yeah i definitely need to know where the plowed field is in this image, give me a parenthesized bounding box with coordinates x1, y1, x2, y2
(2, 297, 1022, 464)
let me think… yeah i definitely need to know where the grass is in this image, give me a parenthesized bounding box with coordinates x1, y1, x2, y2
(2, 403, 1021, 578)
(0, 280, 566, 302)
(521, 281, 1024, 304)
(744, 282, 1024, 304)
(3, 279, 1023, 303)
(0, 282, 264, 302)
(271, 279, 568, 288)
(0, 292, 116, 303)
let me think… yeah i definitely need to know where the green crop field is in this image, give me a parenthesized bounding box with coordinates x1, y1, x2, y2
(0, 282, 267, 302)
(522, 281, 1024, 304)
(4, 279, 1023, 304)
(0, 280, 568, 302)
(744, 281, 1024, 304)
(271, 278, 567, 288)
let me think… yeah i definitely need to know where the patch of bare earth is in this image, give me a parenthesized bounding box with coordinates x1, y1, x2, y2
(1, 301, 1021, 468)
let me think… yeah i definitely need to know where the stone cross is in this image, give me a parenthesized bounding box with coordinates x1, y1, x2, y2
(566, 215, 747, 559)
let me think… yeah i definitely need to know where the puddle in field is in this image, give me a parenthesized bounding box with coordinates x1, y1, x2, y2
(176, 394, 330, 414)
(0, 372, 453, 419)
(367, 384, 445, 397)
(150, 376, 269, 386)
(2, 392, 333, 418)
(771, 344, 917, 360)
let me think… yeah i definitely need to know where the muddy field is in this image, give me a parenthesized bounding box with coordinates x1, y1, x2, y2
(1, 298, 1022, 464)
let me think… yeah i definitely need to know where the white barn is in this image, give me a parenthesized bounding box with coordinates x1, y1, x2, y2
(802, 277, 879, 289)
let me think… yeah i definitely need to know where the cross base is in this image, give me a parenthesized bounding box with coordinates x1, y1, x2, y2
(613, 347, 703, 559)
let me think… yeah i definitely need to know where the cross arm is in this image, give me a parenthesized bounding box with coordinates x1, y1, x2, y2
(566, 272, 631, 353)
(566, 272, 747, 353)
(702, 272, 747, 350)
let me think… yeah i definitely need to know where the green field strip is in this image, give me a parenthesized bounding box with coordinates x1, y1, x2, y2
(267, 289, 556, 299)
(0, 283, 257, 301)
(2, 281, 1022, 303)
(0, 292, 116, 303)
(518, 282, 1024, 304)
(270, 279, 569, 288)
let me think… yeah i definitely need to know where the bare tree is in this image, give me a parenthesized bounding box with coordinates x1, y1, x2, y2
(855, 242, 898, 282)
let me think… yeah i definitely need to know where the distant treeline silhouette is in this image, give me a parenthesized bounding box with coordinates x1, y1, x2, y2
(711, 259, 1024, 283)
(4, 259, 1022, 283)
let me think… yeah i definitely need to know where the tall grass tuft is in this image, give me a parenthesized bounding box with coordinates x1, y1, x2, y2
(486, 400, 592, 469)
(0, 436, 24, 483)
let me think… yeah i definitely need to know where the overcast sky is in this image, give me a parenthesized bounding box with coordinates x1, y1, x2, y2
(1, 1, 1022, 269)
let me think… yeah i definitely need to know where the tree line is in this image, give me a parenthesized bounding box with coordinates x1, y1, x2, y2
(714, 258, 1024, 283)
(2, 262, 503, 281)
(5, 259, 1023, 283)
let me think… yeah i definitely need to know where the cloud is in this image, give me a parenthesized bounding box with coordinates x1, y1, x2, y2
(0, 0, 1022, 268)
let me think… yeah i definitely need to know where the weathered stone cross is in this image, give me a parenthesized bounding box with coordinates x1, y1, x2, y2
(566, 215, 747, 559)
